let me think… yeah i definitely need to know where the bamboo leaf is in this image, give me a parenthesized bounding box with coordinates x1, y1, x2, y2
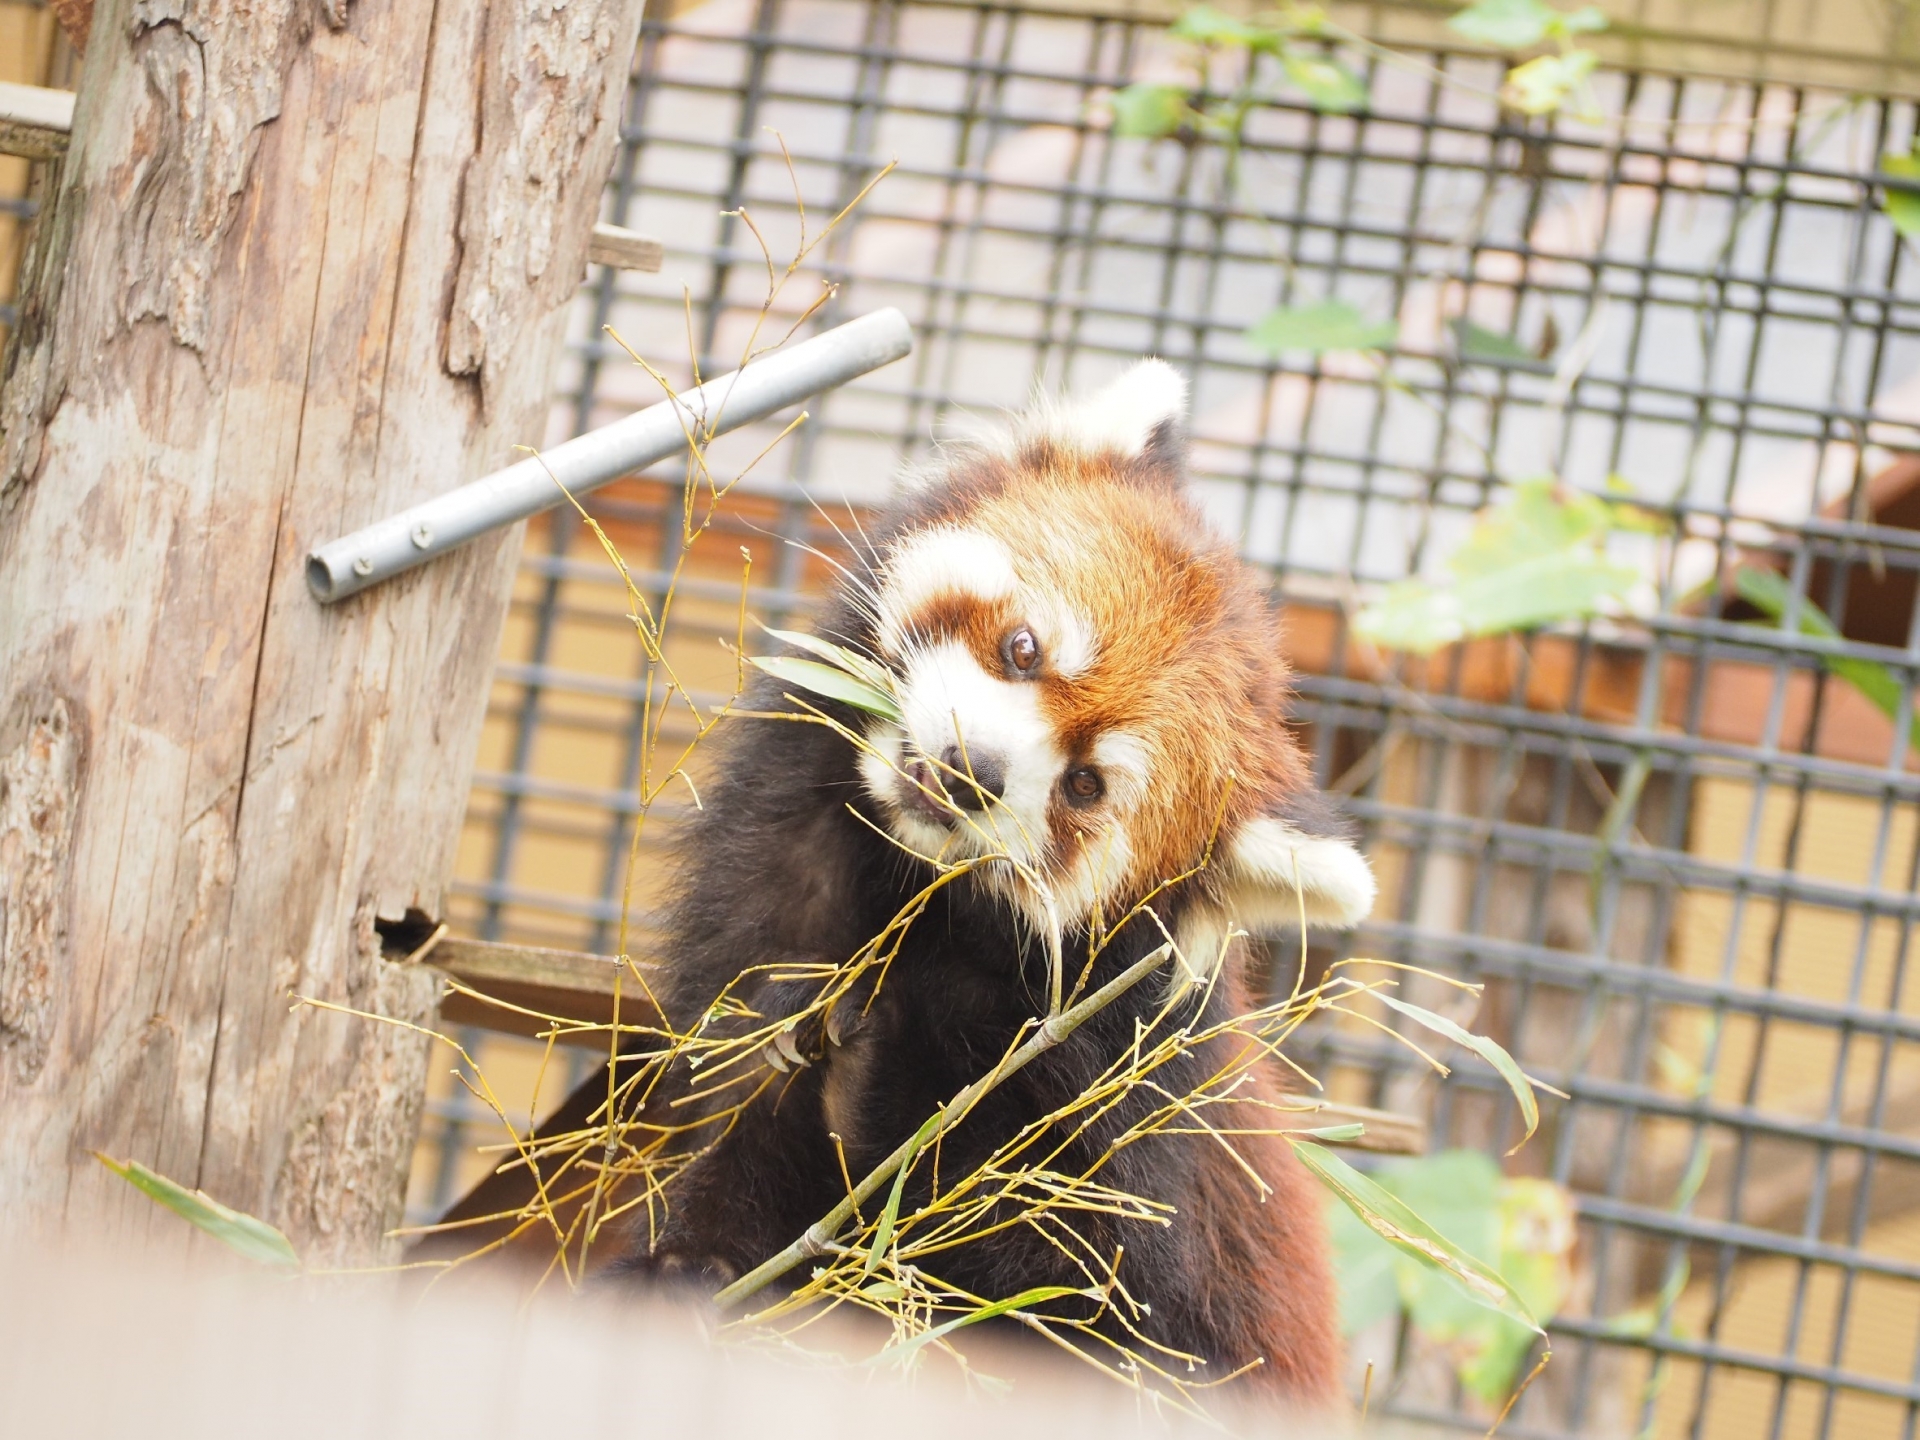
(759, 626, 897, 694)
(874, 1284, 1090, 1360)
(863, 1110, 944, 1274)
(1371, 993, 1539, 1150)
(96, 1154, 301, 1271)
(749, 655, 904, 723)
(1245, 299, 1398, 355)
(1299, 1122, 1368, 1142)
(1293, 1141, 1541, 1331)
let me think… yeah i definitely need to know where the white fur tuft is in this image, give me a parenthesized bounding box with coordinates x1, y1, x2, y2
(1221, 816, 1376, 930)
(1040, 358, 1188, 457)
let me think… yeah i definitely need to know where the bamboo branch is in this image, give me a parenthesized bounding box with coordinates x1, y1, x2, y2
(710, 941, 1176, 1310)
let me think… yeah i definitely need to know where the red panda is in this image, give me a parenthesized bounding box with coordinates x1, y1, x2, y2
(613, 360, 1375, 1408)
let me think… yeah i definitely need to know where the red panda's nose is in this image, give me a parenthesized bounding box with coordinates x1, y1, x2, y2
(940, 745, 1006, 810)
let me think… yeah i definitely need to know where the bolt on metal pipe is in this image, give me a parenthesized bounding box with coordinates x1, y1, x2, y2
(307, 307, 915, 603)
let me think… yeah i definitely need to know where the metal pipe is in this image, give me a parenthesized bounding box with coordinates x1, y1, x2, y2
(306, 307, 914, 603)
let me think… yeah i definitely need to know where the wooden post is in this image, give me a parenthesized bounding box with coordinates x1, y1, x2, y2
(0, 0, 644, 1266)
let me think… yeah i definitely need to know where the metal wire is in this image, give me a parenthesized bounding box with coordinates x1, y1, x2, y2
(429, 3, 1920, 1433)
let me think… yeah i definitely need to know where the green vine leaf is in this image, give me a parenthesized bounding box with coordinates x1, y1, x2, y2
(1168, 4, 1284, 49)
(1881, 149, 1920, 242)
(1354, 479, 1644, 653)
(1109, 82, 1195, 139)
(1282, 50, 1369, 113)
(1451, 317, 1539, 366)
(1448, 0, 1562, 49)
(1245, 298, 1398, 356)
(1502, 49, 1598, 115)
(1449, 0, 1605, 49)
(1732, 565, 1919, 758)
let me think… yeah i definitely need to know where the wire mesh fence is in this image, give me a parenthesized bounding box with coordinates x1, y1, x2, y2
(413, 2, 1920, 1434)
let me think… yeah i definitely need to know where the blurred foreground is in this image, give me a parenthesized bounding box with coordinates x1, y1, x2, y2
(0, 1239, 1363, 1438)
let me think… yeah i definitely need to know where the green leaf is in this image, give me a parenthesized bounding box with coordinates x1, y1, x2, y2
(760, 625, 896, 694)
(1372, 992, 1540, 1151)
(1326, 1151, 1575, 1396)
(1110, 83, 1193, 139)
(1354, 479, 1643, 653)
(1169, 4, 1282, 48)
(1245, 299, 1398, 355)
(1448, 0, 1560, 48)
(748, 655, 903, 723)
(1281, 51, 1369, 113)
(1356, 554, 1637, 653)
(1882, 151, 1920, 242)
(1451, 317, 1539, 366)
(1299, 1122, 1368, 1142)
(1501, 49, 1598, 115)
(1732, 565, 1919, 757)
(1293, 1141, 1542, 1331)
(864, 1110, 943, 1274)
(874, 1284, 1090, 1360)
(96, 1154, 300, 1271)
(1555, 5, 1610, 35)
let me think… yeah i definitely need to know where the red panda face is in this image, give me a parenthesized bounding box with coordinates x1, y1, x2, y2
(850, 361, 1375, 971)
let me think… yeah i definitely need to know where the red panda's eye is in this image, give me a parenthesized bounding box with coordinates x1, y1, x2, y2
(1063, 767, 1104, 805)
(1005, 628, 1041, 675)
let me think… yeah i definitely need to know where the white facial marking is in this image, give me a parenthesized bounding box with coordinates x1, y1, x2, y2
(1034, 601, 1098, 678)
(1222, 817, 1376, 930)
(862, 639, 1064, 871)
(876, 528, 1016, 655)
(1089, 731, 1150, 812)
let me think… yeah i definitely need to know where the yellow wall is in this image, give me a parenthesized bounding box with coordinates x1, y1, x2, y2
(1648, 777, 1920, 1438)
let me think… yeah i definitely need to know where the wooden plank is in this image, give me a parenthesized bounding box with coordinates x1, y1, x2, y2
(0, 0, 646, 1267)
(0, 80, 72, 160)
(586, 222, 664, 272)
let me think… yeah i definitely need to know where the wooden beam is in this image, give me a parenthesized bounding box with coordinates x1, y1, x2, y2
(0, 81, 72, 160)
(586, 222, 664, 273)
(0, 87, 668, 283)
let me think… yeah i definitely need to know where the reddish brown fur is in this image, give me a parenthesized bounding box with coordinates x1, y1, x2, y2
(893, 436, 1313, 907)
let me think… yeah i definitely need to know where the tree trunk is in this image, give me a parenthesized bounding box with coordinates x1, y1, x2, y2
(0, 0, 643, 1266)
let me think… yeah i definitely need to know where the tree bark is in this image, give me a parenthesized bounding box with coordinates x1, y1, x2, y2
(0, 0, 642, 1266)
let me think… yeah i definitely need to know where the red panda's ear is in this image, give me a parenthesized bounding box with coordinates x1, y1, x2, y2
(1218, 815, 1376, 931)
(1035, 358, 1187, 460)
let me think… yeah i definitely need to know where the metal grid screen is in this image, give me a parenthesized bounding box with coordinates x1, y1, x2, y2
(421, 3, 1920, 1435)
